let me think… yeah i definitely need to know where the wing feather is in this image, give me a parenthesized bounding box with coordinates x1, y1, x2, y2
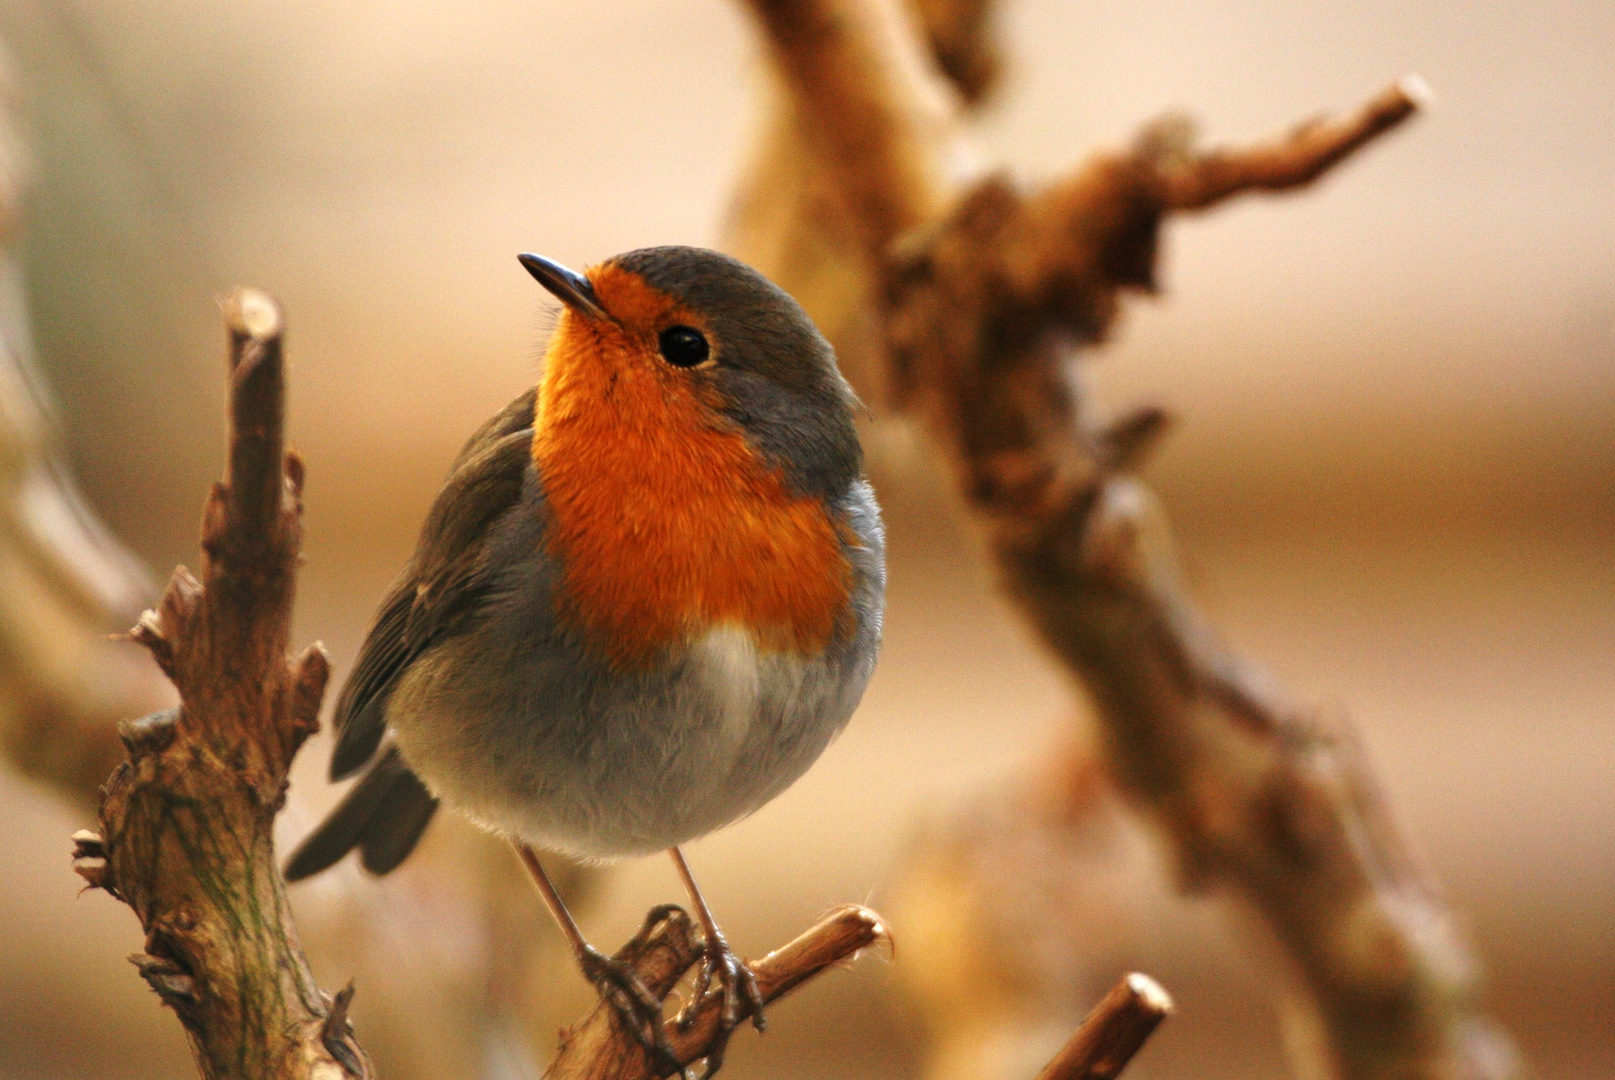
(328, 388, 536, 781)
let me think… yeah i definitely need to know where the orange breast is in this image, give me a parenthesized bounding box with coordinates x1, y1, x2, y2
(532, 291, 853, 670)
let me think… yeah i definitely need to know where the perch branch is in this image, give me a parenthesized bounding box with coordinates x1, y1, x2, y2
(75, 290, 369, 1080)
(544, 904, 889, 1079)
(740, 3, 1522, 1077)
(547, 905, 1172, 1080)
(1036, 973, 1172, 1080)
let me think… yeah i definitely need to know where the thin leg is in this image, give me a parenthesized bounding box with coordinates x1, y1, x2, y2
(514, 843, 681, 1072)
(669, 847, 766, 1049)
(515, 843, 594, 958)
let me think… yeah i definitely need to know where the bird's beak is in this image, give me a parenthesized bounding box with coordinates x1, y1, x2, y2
(518, 253, 609, 320)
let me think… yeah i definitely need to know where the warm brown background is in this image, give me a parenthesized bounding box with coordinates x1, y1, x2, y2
(0, 1, 1609, 1078)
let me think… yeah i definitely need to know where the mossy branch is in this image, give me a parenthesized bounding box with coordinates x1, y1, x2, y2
(73, 291, 368, 1080)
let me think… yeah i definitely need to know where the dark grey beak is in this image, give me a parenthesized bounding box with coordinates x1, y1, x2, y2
(518, 253, 608, 319)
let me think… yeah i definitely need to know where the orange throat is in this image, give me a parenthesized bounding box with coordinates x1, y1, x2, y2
(532, 300, 852, 670)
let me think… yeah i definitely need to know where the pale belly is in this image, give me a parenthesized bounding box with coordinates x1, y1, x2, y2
(386, 622, 870, 859)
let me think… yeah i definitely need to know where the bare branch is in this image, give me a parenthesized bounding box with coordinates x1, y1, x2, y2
(905, 0, 1003, 105)
(739, 6, 1522, 1077)
(546, 904, 889, 1080)
(81, 291, 367, 1080)
(1035, 973, 1172, 1080)
(741, 0, 940, 257)
(877, 93, 1519, 1080)
(1158, 78, 1429, 210)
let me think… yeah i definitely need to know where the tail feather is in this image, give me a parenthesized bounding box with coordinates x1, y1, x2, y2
(359, 771, 439, 875)
(284, 746, 439, 881)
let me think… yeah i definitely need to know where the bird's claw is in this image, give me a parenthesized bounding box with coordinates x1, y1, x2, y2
(577, 945, 685, 1077)
(674, 931, 765, 1076)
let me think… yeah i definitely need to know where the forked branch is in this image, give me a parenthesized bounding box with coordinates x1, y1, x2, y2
(545, 904, 888, 1079)
(737, 1, 1524, 1078)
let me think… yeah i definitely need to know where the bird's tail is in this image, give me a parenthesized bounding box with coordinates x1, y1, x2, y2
(284, 745, 439, 881)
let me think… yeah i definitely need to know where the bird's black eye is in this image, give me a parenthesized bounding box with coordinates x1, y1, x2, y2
(658, 326, 710, 368)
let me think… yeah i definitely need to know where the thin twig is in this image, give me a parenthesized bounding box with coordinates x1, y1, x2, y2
(1034, 974, 1172, 1080)
(545, 905, 889, 1080)
(1159, 77, 1430, 209)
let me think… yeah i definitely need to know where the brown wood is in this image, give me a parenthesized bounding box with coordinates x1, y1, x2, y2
(1034, 974, 1172, 1080)
(735, 3, 1522, 1077)
(543, 904, 889, 1080)
(74, 291, 369, 1080)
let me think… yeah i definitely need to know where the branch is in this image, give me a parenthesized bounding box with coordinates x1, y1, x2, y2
(74, 290, 368, 1080)
(737, 6, 1525, 1078)
(547, 905, 1174, 1080)
(742, 0, 939, 258)
(545, 904, 889, 1079)
(875, 88, 1531, 1080)
(1036, 973, 1172, 1080)
(1157, 77, 1430, 210)
(904, 0, 1003, 105)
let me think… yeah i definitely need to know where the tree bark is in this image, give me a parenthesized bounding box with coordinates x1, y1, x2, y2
(73, 290, 367, 1080)
(732, 3, 1519, 1078)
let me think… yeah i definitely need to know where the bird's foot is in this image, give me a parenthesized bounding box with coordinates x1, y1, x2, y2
(675, 930, 765, 1075)
(577, 944, 684, 1076)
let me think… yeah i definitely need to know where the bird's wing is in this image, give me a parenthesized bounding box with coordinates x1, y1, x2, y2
(328, 388, 537, 780)
(446, 385, 539, 473)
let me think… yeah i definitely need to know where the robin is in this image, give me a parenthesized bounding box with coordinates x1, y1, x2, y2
(285, 246, 885, 1068)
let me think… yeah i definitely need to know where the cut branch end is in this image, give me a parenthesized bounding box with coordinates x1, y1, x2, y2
(1034, 973, 1173, 1080)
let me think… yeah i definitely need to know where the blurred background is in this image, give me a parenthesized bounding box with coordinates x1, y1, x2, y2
(0, 1, 1609, 1078)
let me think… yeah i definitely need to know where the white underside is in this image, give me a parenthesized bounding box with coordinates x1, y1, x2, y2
(686, 622, 765, 769)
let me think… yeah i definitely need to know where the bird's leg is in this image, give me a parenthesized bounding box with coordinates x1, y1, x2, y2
(514, 843, 683, 1074)
(669, 847, 766, 1061)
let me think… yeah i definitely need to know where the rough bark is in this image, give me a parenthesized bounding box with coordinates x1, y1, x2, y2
(73, 290, 368, 1080)
(732, 2, 1519, 1078)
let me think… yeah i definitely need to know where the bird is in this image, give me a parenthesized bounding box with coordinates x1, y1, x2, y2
(284, 245, 885, 1069)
